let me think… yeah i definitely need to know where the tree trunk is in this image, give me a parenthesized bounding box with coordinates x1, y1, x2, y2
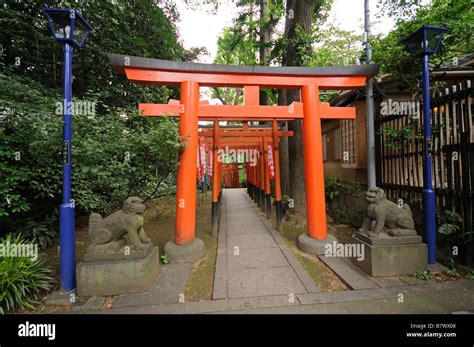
(282, 0, 314, 224)
(259, 0, 279, 106)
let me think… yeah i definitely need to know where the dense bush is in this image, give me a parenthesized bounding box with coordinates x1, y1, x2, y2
(0, 0, 190, 239)
(0, 233, 54, 313)
(0, 71, 181, 238)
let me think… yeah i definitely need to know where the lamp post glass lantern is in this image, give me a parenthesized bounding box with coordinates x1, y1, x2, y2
(43, 8, 93, 49)
(43, 7, 92, 292)
(404, 25, 447, 57)
(403, 25, 446, 265)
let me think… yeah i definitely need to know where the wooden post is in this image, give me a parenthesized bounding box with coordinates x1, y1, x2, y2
(301, 84, 327, 240)
(264, 137, 271, 218)
(211, 120, 219, 238)
(273, 120, 283, 231)
(175, 81, 199, 245)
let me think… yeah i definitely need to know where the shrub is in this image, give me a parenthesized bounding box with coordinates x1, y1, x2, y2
(16, 218, 58, 250)
(0, 234, 54, 313)
(324, 176, 340, 201)
(413, 270, 432, 281)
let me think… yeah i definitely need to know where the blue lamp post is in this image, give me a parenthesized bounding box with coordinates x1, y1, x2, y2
(43, 7, 93, 292)
(403, 25, 447, 265)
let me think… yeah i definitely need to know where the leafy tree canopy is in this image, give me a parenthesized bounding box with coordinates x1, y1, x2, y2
(372, 0, 474, 88)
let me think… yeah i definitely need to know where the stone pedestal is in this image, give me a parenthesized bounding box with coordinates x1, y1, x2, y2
(350, 232, 427, 277)
(77, 246, 160, 296)
(164, 238, 205, 263)
(297, 233, 338, 256)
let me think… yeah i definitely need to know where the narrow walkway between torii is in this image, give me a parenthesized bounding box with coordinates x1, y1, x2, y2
(213, 188, 320, 299)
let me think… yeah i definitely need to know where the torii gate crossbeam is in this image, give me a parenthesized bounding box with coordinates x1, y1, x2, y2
(108, 53, 379, 260)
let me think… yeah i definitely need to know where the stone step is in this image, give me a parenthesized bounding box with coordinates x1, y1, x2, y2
(318, 256, 379, 290)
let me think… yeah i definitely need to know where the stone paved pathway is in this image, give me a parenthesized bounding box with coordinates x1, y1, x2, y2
(73, 188, 474, 314)
(212, 188, 319, 300)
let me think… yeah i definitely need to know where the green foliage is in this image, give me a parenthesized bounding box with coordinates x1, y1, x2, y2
(0, 0, 185, 108)
(301, 25, 361, 67)
(414, 270, 432, 281)
(344, 178, 363, 193)
(445, 267, 460, 278)
(380, 119, 422, 149)
(238, 166, 247, 186)
(0, 233, 54, 313)
(161, 254, 169, 264)
(0, 72, 181, 234)
(467, 271, 474, 281)
(437, 209, 462, 236)
(324, 176, 340, 201)
(16, 219, 57, 250)
(0, 1, 184, 240)
(438, 223, 460, 236)
(376, 0, 424, 20)
(211, 0, 274, 104)
(372, 0, 474, 89)
(445, 258, 460, 277)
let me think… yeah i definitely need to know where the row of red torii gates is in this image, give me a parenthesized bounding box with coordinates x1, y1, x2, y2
(200, 120, 293, 236)
(108, 54, 378, 259)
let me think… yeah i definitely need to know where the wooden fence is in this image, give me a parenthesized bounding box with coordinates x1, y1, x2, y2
(375, 81, 473, 265)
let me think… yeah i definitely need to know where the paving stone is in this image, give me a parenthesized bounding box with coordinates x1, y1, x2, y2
(226, 223, 267, 235)
(280, 248, 320, 293)
(226, 218, 263, 227)
(227, 233, 278, 250)
(112, 262, 192, 307)
(228, 266, 306, 298)
(399, 275, 432, 286)
(228, 247, 289, 269)
(213, 246, 228, 300)
(72, 296, 106, 311)
(228, 294, 299, 311)
(297, 288, 394, 305)
(318, 256, 379, 290)
(370, 276, 408, 288)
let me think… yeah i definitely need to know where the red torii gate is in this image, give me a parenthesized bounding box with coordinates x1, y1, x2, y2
(108, 53, 379, 259)
(202, 130, 287, 230)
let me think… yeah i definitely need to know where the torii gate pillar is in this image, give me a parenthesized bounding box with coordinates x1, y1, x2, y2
(297, 84, 338, 254)
(164, 80, 205, 262)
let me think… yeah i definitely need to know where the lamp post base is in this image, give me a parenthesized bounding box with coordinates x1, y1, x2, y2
(59, 203, 75, 292)
(423, 188, 437, 264)
(44, 289, 76, 306)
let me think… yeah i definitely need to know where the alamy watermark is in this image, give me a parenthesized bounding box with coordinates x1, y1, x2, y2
(217, 146, 258, 167)
(380, 99, 421, 117)
(324, 241, 365, 261)
(0, 240, 38, 261)
(18, 321, 55, 341)
(55, 99, 96, 116)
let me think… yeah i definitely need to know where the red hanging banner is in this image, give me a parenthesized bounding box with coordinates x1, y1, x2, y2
(200, 137, 206, 176)
(267, 144, 275, 179)
(196, 146, 201, 181)
(208, 150, 213, 177)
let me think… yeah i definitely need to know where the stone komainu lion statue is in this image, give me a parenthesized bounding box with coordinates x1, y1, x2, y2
(86, 197, 152, 255)
(358, 187, 417, 238)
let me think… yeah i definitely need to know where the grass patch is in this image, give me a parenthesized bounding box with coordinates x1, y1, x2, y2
(184, 192, 217, 301)
(184, 236, 217, 301)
